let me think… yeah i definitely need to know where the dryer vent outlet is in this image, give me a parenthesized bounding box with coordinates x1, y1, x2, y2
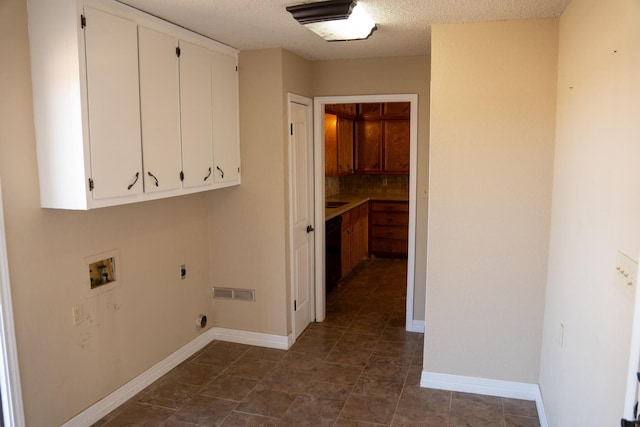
(196, 314, 207, 328)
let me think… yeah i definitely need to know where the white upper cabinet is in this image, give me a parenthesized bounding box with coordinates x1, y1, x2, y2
(27, 0, 240, 209)
(179, 41, 215, 190)
(138, 26, 183, 194)
(84, 6, 143, 200)
(212, 50, 241, 186)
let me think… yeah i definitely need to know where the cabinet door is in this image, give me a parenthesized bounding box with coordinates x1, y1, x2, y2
(211, 50, 240, 185)
(138, 26, 182, 193)
(358, 102, 382, 118)
(84, 6, 142, 199)
(324, 114, 338, 176)
(383, 102, 410, 119)
(355, 120, 382, 172)
(179, 41, 214, 189)
(337, 117, 353, 175)
(383, 120, 410, 173)
(341, 212, 352, 277)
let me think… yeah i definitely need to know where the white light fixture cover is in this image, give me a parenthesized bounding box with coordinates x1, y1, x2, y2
(304, 4, 376, 41)
(286, 1, 377, 41)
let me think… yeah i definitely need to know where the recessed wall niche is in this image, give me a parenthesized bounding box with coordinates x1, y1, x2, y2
(83, 250, 120, 296)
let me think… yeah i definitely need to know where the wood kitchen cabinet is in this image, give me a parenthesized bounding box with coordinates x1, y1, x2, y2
(340, 203, 369, 277)
(383, 120, 410, 173)
(355, 121, 382, 173)
(355, 102, 410, 175)
(326, 103, 356, 117)
(369, 201, 409, 258)
(325, 114, 354, 177)
(27, 0, 240, 209)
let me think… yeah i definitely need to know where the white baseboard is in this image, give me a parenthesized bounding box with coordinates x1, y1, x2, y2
(408, 320, 425, 333)
(421, 371, 548, 427)
(62, 327, 290, 426)
(211, 327, 293, 350)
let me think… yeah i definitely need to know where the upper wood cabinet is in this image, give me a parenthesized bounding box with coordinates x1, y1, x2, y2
(324, 114, 354, 177)
(383, 102, 410, 119)
(355, 102, 410, 175)
(26, 0, 240, 209)
(325, 114, 338, 176)
(383, 120, 410, 173)
(355, 121, 382, 173)
(326, 103, 356, 118)
(337, 117, 354, 175)
(358, 103, 382, 119)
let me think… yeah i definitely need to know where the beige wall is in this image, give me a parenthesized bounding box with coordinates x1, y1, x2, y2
(1, 0, 215, 424)
(208, 49, 289, 336)
(539, 0, 640, 424)
(312, 56, 430, 321)
(207, 49, 312, 337)
(428, 19, 558, 382)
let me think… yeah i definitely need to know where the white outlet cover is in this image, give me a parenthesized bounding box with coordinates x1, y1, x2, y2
(615, 250, 638, 299)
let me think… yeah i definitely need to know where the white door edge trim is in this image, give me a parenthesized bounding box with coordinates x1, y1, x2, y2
(0, 178, 26, 427)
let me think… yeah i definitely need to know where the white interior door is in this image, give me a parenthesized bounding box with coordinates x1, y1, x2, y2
(289, 96, 315, 340)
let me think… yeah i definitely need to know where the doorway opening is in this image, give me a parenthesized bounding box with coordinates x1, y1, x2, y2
(313, 94, 419, 332)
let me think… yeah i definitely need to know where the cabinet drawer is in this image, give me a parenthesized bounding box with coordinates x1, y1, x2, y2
(371, 226, 408, 240)
(370, 239, 408, 254)
(371, 212, 409, 226)
(371, 201, 409, 213)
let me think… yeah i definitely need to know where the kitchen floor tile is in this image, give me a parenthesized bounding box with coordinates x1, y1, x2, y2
(92, 259, 540, 427)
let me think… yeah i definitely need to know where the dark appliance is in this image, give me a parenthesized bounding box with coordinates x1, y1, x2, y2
(325, 216, 342, 294)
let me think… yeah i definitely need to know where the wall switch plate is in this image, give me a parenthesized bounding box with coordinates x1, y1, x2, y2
(420, 185, 429, 199)
(615, 251, 638, 299)
(72, 305, 83, 326)
(180, 264, 186, 280)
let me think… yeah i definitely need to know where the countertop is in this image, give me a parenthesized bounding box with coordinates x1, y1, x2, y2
(325, 192, 409, 221)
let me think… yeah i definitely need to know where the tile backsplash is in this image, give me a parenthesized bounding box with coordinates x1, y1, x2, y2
(325, 174, 409, 197)
(325, 176, 340, 196)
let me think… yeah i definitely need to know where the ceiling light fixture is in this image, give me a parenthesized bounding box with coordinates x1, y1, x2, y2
(286, 0, 377, 42)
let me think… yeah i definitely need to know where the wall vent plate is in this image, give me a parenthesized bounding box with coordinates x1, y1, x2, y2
(212, 287, 255, 301)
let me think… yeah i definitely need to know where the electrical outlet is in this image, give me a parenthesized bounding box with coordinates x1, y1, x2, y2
(180, 264, 187, 280)
(72, 305, 83, 326)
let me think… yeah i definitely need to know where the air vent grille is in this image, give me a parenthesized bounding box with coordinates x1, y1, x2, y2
(212, 287, 255, 301)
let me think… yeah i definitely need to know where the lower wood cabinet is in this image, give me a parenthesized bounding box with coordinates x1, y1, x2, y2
(340, 203, 369, 277)
(369, 201, 409, 258)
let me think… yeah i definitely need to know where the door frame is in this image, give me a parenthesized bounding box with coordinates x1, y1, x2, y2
(313, 94, 420, 331)
(287, 94, 315, 340)
(0, 178, 26, 426)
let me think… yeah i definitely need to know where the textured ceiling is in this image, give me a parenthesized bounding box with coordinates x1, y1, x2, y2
(117, 0, 570, 60)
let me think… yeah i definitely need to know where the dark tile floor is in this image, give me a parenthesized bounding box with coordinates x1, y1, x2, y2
(94, 259, 540, 426)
